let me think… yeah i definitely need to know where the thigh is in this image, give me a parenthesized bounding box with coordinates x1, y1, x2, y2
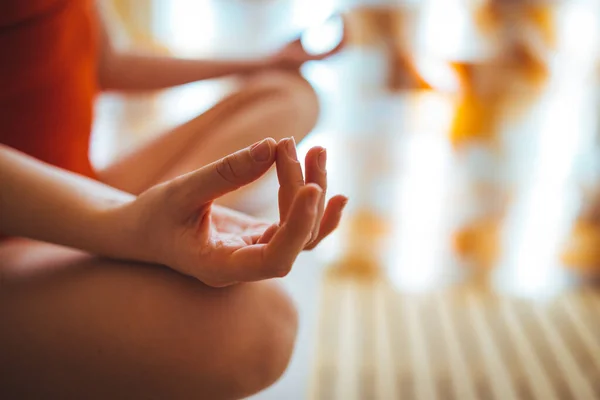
(0, 239, 297, 400)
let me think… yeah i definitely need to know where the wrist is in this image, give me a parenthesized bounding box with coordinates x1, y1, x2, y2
(94, 195, 153, 263)
(258, 55, 281, 71)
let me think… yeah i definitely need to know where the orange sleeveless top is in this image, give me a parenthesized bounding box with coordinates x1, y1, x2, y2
(0, 0, 98, 178)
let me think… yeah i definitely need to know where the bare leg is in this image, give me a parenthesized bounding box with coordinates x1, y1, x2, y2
(0, 239, 298, 400)
(97, 70, 320, 199)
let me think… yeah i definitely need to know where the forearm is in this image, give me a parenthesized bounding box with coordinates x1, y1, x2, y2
(0, 145, 143, 261)
(99, 53, 272, 91)
(95, 2, 276, 92)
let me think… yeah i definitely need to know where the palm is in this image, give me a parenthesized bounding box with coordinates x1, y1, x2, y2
(206, 205, 271, 248)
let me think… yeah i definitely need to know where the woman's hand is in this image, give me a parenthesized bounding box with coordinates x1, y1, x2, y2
(122, 138, 346, 287)
(269, 15, 348, 70)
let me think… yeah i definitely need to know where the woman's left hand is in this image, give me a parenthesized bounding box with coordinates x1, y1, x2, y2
(269, 15, 347, 70)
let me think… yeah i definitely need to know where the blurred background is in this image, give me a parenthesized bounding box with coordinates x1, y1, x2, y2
(93, 1, 600, 399)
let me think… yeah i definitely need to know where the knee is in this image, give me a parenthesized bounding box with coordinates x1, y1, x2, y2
(169, 278, 299, 399)
(246, 70, 321, 139)
(0, 249, 300, 400)
(235, 282, 299, 394)
(223, 281, 299, 397)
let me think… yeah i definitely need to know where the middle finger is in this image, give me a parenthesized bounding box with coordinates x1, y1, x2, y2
(304, 146, 327, 245)
(276, 137, 305, 221)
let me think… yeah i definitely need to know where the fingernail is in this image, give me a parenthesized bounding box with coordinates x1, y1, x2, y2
(317, 149, 327, 172)
(250, 139, 272, 162)
(286, 137, 298, 162)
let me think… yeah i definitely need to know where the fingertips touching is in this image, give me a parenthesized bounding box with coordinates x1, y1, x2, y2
(249, 137, 276, 163)
(180, 137, 277, 207)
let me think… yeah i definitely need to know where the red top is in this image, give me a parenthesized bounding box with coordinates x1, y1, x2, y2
(0, 0, 99, 177)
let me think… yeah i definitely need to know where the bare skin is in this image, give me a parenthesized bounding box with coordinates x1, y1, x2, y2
(0, 242, 298, 400)
(97, 70, 321, 200)
(94, 7, 348, 202)
(0, 6, 349, 398)
(0, 139, 347, 398)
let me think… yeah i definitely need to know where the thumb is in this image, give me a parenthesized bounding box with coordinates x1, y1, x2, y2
(175, 138, 276, 207)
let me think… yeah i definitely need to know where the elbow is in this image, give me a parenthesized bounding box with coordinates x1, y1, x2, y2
(97, 61, 117, 92)
(96, 47, 123, 91)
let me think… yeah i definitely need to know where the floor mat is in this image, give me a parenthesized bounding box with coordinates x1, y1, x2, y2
(308, 275, 600, 400)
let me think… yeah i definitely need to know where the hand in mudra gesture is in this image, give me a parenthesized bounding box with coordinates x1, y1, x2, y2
(270, 14, 348, 70)
(121, 137, 347, 287)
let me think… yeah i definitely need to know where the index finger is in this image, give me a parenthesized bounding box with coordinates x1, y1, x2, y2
(174, 138, 276, 208)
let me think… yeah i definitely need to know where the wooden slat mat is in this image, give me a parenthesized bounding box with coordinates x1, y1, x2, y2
(308, 278, 600, 400)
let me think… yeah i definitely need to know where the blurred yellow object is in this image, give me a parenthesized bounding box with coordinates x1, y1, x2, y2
(448, 52, 547, 150)
(448, 63, 503, 149)
(475, 1, 557, 49)
(345, 6, 431, 91)
(473, 0, 553, 84)
(327, 252, 383, 281)
(561, 220, 600, 274)
(388, 52, 433, 92)
(345, 208, 391, 241)
(527, 7, 556, 47)
(507, 40, 549, 84)
(345, 6, 411, 47)
(452, 215, 501, 269)
(329, 208, 390, 280)
(562, 188, 600, 274)
(449, 92, 500, 149)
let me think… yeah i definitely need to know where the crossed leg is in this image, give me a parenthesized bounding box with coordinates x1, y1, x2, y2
(97, 70, 320, 205)
(0, 239, 298, 399)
